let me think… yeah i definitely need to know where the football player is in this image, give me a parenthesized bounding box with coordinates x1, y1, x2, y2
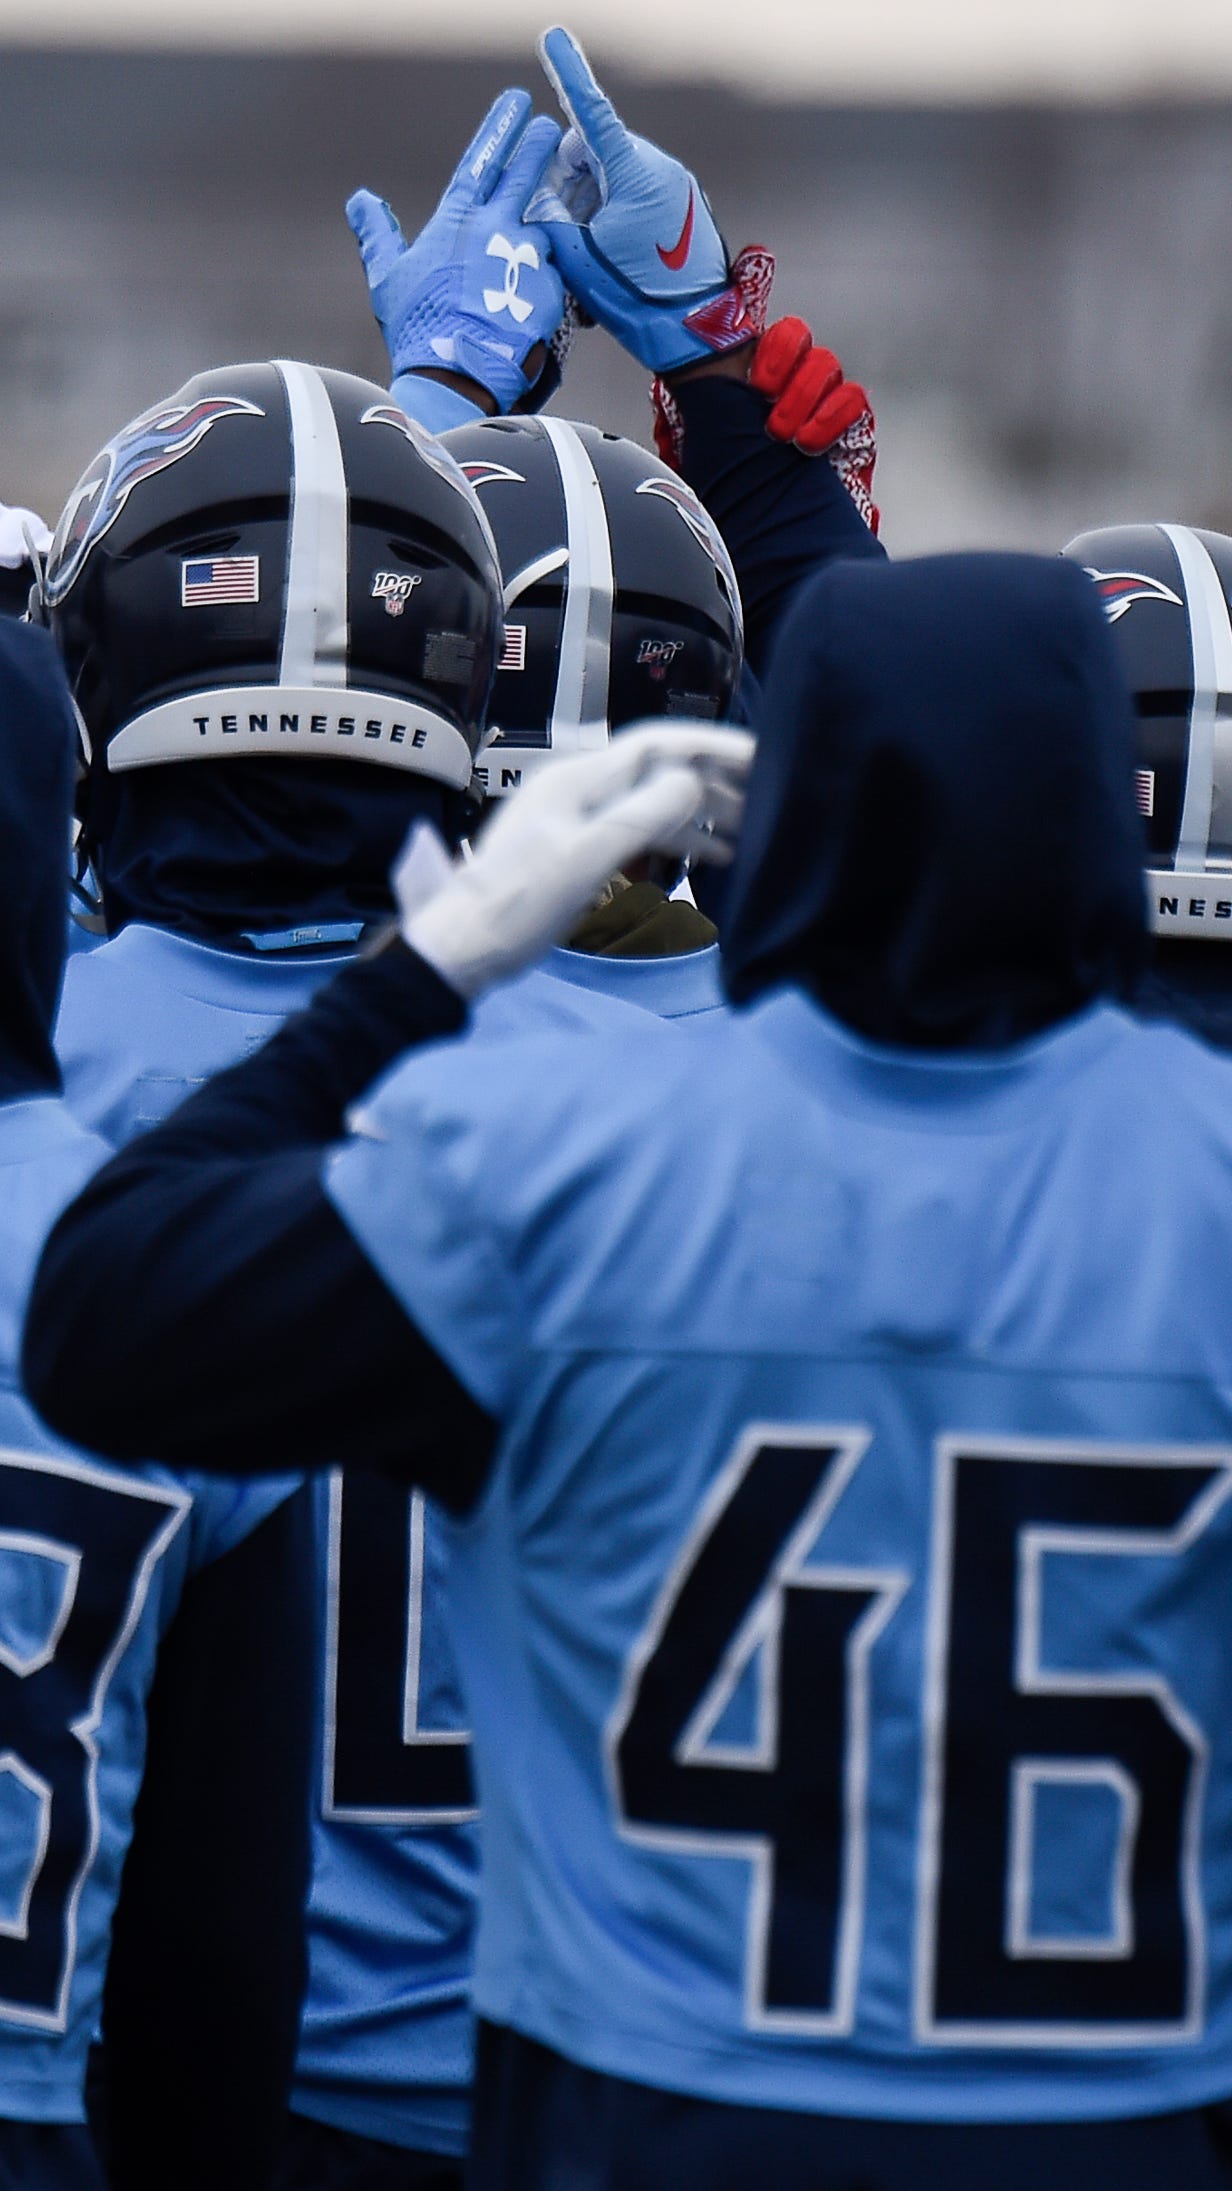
(36, 351, 506, 2191)
(280, 56, 885, 2178)
(35, 345, 741, 2191)
(31, 548, 1232, 2190)
(39, 52, 878, 2182)
(0, 617, 313, 2191)
(39, 112, 759, 2178)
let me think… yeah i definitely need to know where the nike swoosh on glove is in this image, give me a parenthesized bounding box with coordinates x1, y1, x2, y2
(347, 89, 566, 415)
(749, 316, 880, 534)
(400, 722, 755, 1000)
(536, 25, 772, 373)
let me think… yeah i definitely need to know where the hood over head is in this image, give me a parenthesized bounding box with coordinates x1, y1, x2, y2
(722, 553, 1147, 1047)
(0, 620, 77, 1096)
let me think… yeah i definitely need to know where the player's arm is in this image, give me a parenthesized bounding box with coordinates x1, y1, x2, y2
(661, 347, 884, 677)
(23, 732, 751, 1496)
(101, 1488, 315, 2191)
(24, 936, 497, 1499)
(535, 26, 885, 671)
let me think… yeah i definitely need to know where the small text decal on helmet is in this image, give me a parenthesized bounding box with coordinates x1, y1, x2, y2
(637, 637, 685, 676)
(372, 571, 422, 618)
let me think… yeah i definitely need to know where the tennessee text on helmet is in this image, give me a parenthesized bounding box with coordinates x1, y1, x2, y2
(1064, 522, 1232, 940)
(440, 413, 743, 799)
(44, 360, 504, 796)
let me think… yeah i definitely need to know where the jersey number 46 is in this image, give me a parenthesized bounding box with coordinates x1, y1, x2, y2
(609, 1427, 1229, 2047)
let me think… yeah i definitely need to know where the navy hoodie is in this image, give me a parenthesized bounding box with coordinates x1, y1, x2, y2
(722, 552, 1148, 1047)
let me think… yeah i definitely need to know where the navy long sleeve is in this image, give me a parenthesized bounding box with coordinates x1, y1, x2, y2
(673, 375, 885, 678)
(24, 938, 498, 1510)
(102, 1488, 315, 2191)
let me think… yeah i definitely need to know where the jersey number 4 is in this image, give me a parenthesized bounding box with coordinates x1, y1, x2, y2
(610, 1427, 1229, 2045)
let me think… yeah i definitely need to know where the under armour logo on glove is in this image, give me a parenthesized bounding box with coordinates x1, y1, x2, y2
(483, 234, 541, 324)
(346, 88, 566, 415)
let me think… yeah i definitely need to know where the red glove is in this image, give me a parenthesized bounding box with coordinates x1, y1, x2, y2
(750, 316, 880, 535)
(650, 308, 880, 537)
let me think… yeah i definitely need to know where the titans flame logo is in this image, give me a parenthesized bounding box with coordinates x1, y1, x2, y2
(457, 460, 527, 491)
(44, 395, 265, 608)
(636, 476, 742, 630)
(1085, 568, 1184, 625)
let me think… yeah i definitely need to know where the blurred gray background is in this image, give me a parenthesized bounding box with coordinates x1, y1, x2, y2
(2, 47, 1230, 554)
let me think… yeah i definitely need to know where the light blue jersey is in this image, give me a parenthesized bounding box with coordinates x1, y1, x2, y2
(293, 1468, 479, 2155)
(0, 1092, 290, 2121)
(56, 919, 479, 2153)
(464, 941, 722, 1051)
(56, 923, 354, 1146)
(536, 938, 722, 1023)
(327, 986, 1232, 2124)
(294, 938, 721, 2150)
(57, 918, 718, 2150)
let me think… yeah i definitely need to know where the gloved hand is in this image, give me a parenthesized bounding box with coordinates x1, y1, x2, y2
(400, 722, 755, 999)
(535, 26, 772, 373)
(346, 89, 567, 415)
(749, 316, 880, 533)
(0, 504, 51, 570)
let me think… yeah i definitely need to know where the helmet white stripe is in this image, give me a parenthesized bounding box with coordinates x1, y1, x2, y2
(275, 360, 350, 690)
(541, 416, 613, 754)
(1161, 522, 1232, 872)
(502, 545, 568, 611)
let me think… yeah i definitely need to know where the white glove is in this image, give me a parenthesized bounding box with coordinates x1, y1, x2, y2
(0, 504, 51, 569)
(400, 720, 754, 1000)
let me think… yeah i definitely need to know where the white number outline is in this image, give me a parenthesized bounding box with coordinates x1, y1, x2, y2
(0, 1446, 189, 2034)
(1006, 1758, 1139, 1960)
(915, 1434, 1232, 2049)
(321, 1474, 476, 1828)
(607, 1421, 907, 2037)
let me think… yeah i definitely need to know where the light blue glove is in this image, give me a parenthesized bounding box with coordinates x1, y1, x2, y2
(346, 89, 566, 414)
(536, 26, 758, 374)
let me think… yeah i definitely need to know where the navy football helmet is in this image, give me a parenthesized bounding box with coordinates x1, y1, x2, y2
(440, 414, 744, 799)
(1063, 523, 1232, 942)
(41, 361, 504, 805)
